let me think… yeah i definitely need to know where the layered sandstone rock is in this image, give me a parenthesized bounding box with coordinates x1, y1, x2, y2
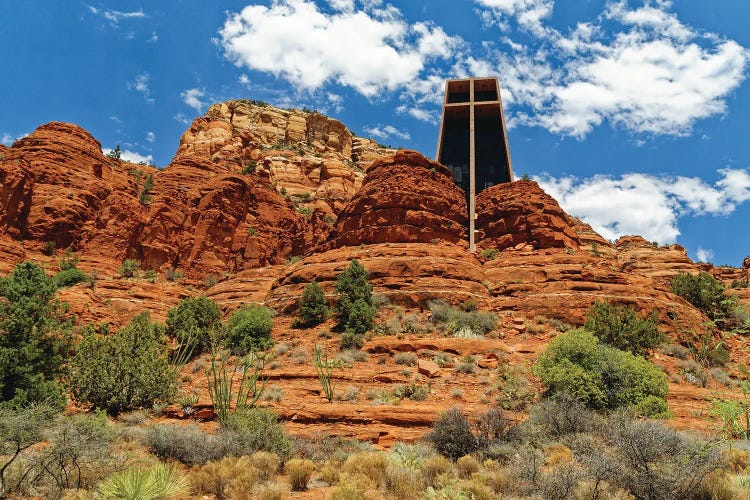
(485, 246, 709, 334)
(266, 243, 490, 313)
(326, 150, 467, 249)
(616, 236, 698, 286)
(476, 180, 581, 251)
(175, 100, 370, 215)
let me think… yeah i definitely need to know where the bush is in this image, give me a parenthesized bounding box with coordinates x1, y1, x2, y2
(165, 296, 223, 357)
(188, 456, 261, 498)
(119, 259, 140, 278)
(222, 409, 292, 461)
(426, 407, 478, 461)
(145, 424, 224, 465)
(71, 312, 177, 415)
(226, 305, 274, 354)
(341, 332, 364, 350)
(53, 268, 88, 288)
(58, 249, 79, 271)
(584, 301, 664, 356)
(671, 272, 737, 328)
(286, 458, 315, 491)
(297, 281, 329, 327)
(0, 262, 71, 409)
(335, 260, 376, 334)
(428, 300, 496, 337)
(533, 329, 668, 411)
(342, 451, 388, 484)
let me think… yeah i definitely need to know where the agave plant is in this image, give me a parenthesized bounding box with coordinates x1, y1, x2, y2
(97, 463, 187, 500)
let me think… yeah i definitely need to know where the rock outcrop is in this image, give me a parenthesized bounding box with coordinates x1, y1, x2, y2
(326, 151, 467, 249)
(476, 180, 581, 251)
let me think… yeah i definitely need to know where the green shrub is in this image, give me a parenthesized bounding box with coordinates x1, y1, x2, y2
(480, 248, 499, 260)
(226, 305, 274, 354)
(71, 312, 177, 415)
(145, 424, 224, 465)
(533, 329, 668, 411)
(58, 249, 79, 271)
(428, 300, 496, 337)
(671, 272, 737, 328)
(165, 296, 223, 357)
(119, 259, 140, 278)
(633, 395, 673, 419)
(340, 332, 364, 350)
(222, 409, 292, 461)
(0, 262, 71, 409)
(335, 260, 375, 334)
(426, 407, 478, 461)
(584, 301, 664, 357)
(53, 268, 88, 288)
(297, 281, 329, 327)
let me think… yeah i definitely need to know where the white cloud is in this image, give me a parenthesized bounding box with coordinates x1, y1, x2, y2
(146, 131, 155, 143)
(328, 0, 354, 12)
(0, 132, 28, 146)
(396, 104, 439, 124)
(363, 124, 410, 141)
(218, 0, 461, 97)
(239, 74, 250, 84)
(102, 148, 153, 164)
(181, 88, 207, 112)
(127, 73, 154, 103)
(536, 167, 750, 243)
(470, 0, 750, 138)
(475, 0, 554, 35)
(174, 113, 191, 125)
(147, 32, 159, 42)
(696, 247, 714, 263)
(87, 5, 146, 25)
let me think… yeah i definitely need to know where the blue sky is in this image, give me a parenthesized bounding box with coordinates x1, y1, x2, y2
(2, 0, 750, 266)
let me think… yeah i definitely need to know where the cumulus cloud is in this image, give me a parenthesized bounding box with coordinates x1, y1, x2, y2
(363, 124, 411, 141)
(173, 113, 191, 125)
(475, 0, 554, 35)
(218, 0, 461, 97)
(470, 0, 750, 138)
(146, 131, 155, 143)
(535, 167, 750, 243)
(102, 148, 153, 164)
(696, 247, 714, 263)
(396, 104, 439, 124)
(127, 73, 154, 103)
(181, 88, 207, 111)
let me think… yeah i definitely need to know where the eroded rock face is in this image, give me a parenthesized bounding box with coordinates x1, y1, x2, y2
(174, 100, 374, 216)
(326, 151, 467, 249)
(266, 243, 490, 312)
(0, 123, 140, 249)
(476, 180, 581, 251)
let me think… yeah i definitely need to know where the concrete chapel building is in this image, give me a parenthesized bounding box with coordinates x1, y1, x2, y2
(435, 77, 514, 252)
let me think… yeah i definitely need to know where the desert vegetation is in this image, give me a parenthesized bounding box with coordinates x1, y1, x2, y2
(1, 259, 750, 499)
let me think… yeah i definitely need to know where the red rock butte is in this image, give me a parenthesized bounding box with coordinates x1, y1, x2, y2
(0, 99, 749, 443)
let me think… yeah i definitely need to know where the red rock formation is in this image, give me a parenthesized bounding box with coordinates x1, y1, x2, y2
(0, 123, 140, 249)
(326, 150, 467, 249)
(266, 243, 490, 312)
(476, 180, 581, 251)
(616, 236, 698, 286)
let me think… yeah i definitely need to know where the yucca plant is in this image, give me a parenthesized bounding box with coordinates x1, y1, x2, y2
(97, 463, 187, 500)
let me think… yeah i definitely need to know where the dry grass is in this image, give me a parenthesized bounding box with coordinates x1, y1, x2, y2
(383, 464, 424, 498)
(249, 451, 280, 482)
(256, 481, 290, 500)
(393, 352, 418, 366)
(328, 472, 373, 500)
(342, 451, 388, 485)
(285, 458, 315, 491)
(422, 455, 453, 487)
(456, 455, 480, 479)
(189, 456, 261, 498)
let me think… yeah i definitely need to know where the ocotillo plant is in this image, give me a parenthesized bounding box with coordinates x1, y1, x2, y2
(313, 344, 336, 403)
(206, 347, 267, 423)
